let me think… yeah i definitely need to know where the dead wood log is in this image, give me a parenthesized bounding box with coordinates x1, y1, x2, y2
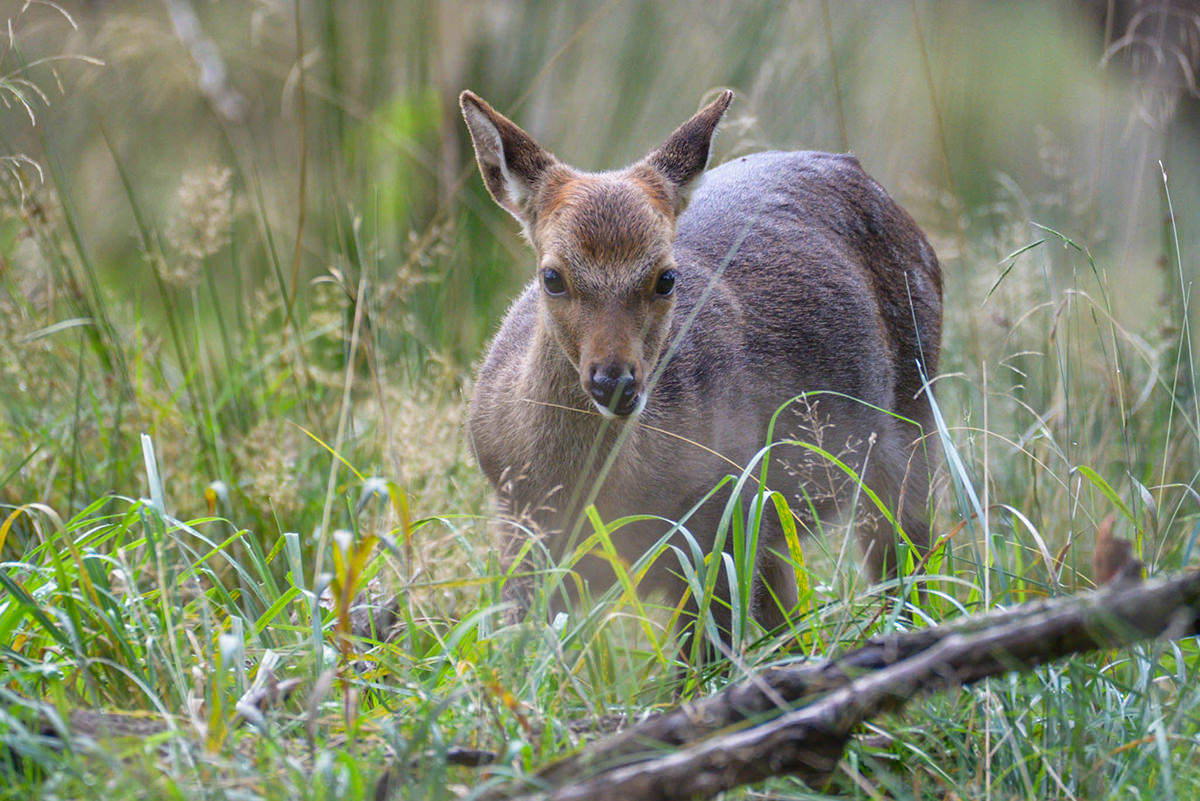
(486, 569, 1200, 801)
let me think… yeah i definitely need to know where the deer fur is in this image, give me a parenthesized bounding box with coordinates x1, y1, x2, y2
(460, 89, 942, 646)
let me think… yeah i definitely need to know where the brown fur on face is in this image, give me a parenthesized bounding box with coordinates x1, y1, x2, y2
(532, 172, 679, 410)
(537, 175, 672, 265)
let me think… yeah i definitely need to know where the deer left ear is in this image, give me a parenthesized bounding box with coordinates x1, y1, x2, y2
(643, 89, 733, 214)
(460, 91, 557, 231)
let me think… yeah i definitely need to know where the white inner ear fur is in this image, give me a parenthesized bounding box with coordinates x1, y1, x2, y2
(463, 104, 528, 212)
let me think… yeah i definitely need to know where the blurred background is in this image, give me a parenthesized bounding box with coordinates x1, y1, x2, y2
(6, 0, 1197, 347)
(2, 0, 1198, 563)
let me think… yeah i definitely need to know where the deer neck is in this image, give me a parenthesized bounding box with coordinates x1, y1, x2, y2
(518, 313, 637, 477)
(522, 314, 586, 413)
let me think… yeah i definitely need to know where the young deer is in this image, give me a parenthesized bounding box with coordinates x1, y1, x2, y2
(461, 89, 941, 648)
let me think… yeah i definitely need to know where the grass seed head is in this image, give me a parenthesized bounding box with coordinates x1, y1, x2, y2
(165, 165, 235, 286)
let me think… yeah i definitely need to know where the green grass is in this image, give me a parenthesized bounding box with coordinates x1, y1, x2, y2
(3, 1, 1200, 799)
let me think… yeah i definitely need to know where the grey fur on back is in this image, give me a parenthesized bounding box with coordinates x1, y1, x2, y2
(669, 150, 940, 420)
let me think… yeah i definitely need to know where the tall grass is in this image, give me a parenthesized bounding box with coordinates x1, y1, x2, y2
(3, 1, 1200, 799)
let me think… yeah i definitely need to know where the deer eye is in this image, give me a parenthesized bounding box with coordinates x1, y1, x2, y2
(542, 267, 567, 296)
(654, 269, 677, 297)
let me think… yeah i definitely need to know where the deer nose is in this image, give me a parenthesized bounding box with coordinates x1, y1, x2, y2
(588, 364, 639, 416)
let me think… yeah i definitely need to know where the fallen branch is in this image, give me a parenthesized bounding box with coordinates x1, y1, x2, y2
(484, 570, 1200, 801)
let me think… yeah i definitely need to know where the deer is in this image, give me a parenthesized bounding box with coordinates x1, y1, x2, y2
(459, 88, 942, 658)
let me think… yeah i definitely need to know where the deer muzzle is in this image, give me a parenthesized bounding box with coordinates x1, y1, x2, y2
(586, 362, 641, 417)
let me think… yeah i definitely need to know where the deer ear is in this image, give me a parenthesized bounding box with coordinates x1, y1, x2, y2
(460, 91, 555, 231)
(643, 90, 733, 214)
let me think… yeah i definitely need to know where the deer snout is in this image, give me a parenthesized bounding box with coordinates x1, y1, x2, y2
(586, 362, 641, 417)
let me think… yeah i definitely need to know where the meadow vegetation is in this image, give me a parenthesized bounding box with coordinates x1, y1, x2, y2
(2, 1, 1200, 799)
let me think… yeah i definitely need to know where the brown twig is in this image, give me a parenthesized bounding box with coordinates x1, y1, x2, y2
(480, 570, 1199, 801)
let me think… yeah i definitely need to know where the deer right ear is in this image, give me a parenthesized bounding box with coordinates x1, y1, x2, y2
(644, 89, 733, 215)
(460, 91, 555, 231)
